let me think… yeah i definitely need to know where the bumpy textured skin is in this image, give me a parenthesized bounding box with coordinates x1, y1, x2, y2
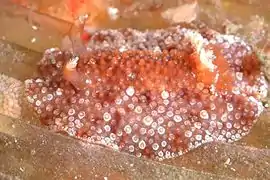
(25, 24, 268, 160)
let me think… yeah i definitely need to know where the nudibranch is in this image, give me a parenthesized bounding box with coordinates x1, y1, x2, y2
(25, 23, 268, 160)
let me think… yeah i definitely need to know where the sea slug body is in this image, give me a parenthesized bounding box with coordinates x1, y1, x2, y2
(25, 23, 268, 160)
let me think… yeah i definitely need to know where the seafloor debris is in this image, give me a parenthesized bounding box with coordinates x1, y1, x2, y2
(24, 23, 268, 160)
(161, 1, 199, 24)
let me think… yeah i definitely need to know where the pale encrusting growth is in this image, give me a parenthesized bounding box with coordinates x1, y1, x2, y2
(25, 24, 268, 160)
(0, 74, 22, 119)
